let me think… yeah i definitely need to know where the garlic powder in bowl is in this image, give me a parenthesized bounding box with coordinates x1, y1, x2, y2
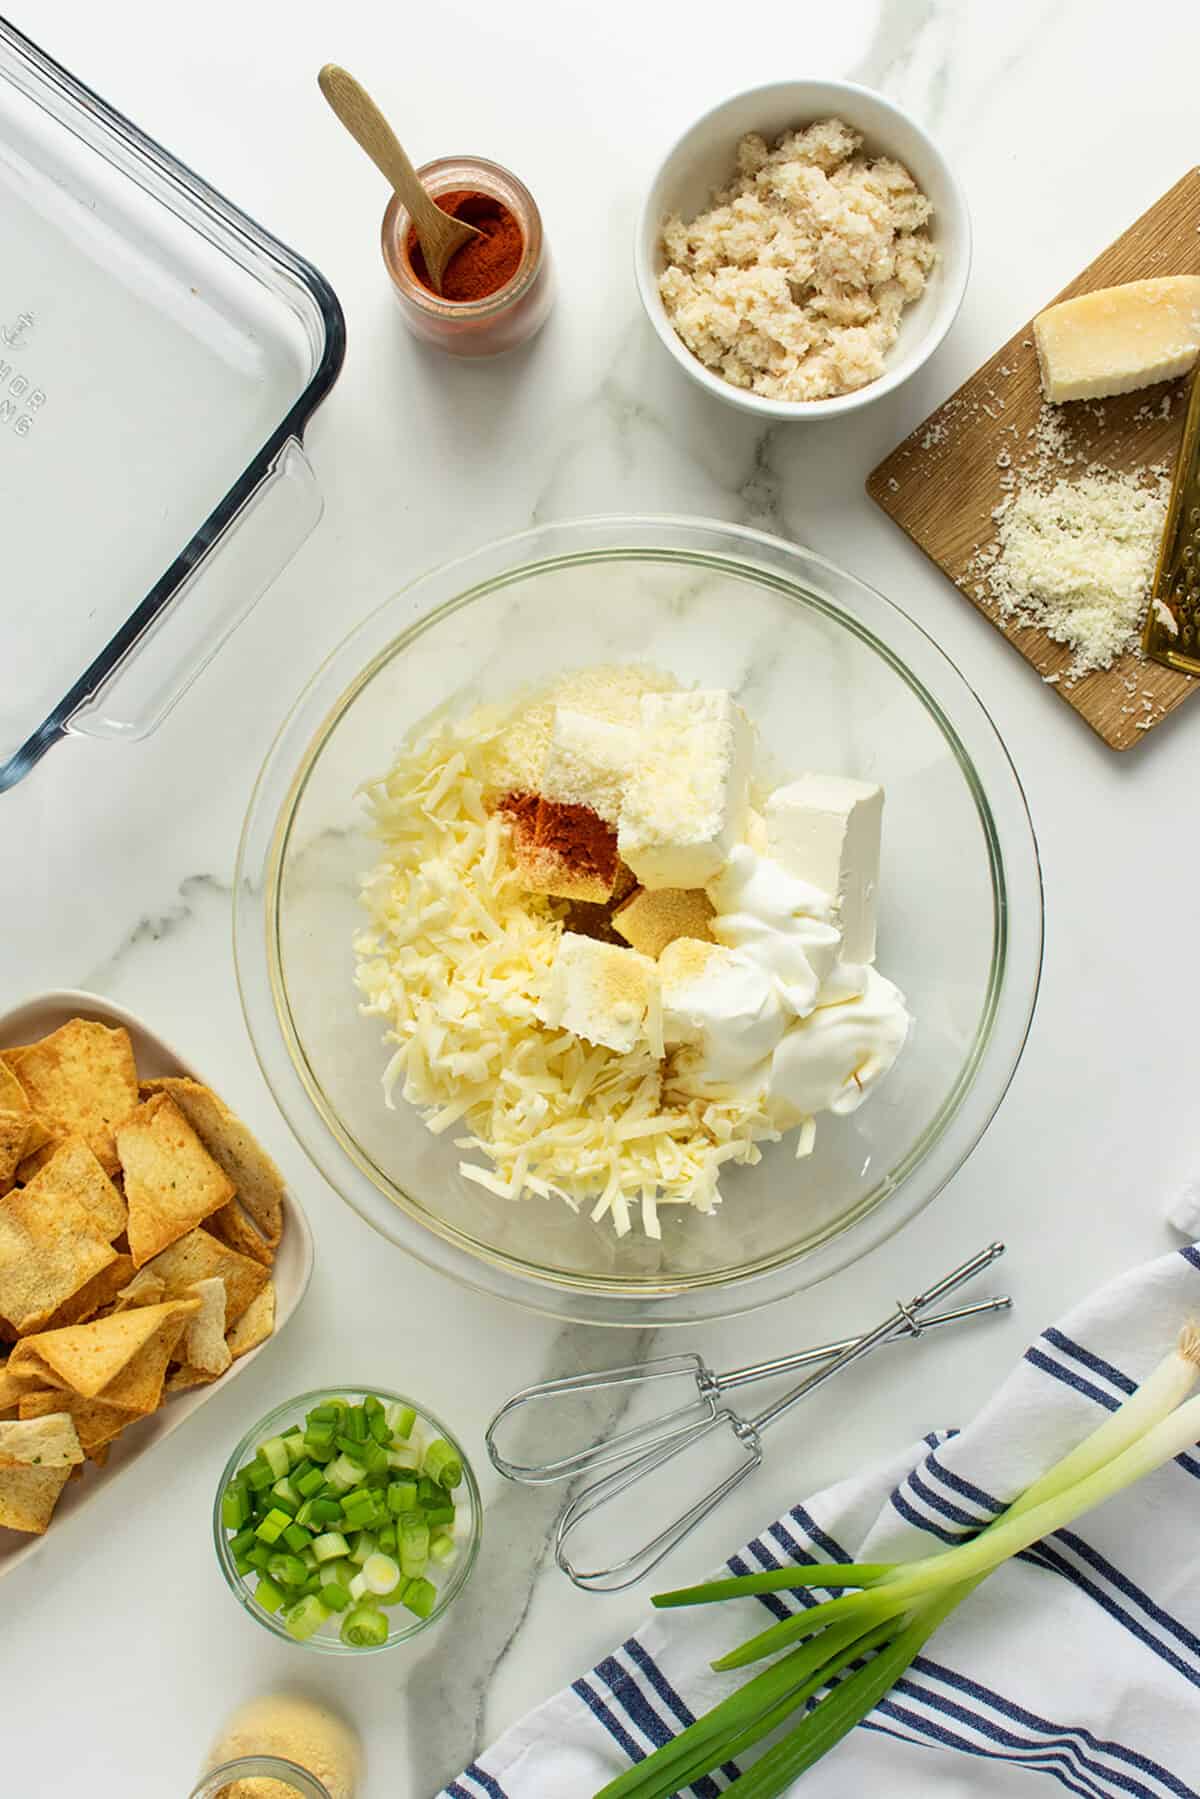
(659, 118, 936, 403)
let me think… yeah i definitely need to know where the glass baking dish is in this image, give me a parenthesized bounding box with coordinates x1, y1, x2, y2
(0, 19, 346, 792)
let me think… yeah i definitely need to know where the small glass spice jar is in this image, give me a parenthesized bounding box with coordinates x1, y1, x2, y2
(381, 155, 553, 358)
(189, 1753, 332, 1798)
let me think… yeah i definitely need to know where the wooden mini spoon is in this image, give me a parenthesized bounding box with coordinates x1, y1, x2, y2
(317, 64, 481, 295)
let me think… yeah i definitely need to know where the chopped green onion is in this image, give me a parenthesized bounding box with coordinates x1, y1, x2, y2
(387, 1481, 418, 1515)
(245, 1460, 273, 1493)
(296, 1466, 326, 1498)
(253, 1507, 291, 1546)
(254, 1575, 286, 1615)
(363, 1552, 402, 1595)
(312, 1532, 350, 1564)
(222, 1486, 249, 1531)
(282, 1522, 313, 1554)
(399, 1517, 429, 1579)
(304, 1421, 336, 1453)
(387, 1446, 420, 1472)
(377, 1523, 397, 1555)
(347, 1570, 369, 1602)
(234, 1554, 254, 1577)
(257, 1436, 290, 1481)
(229, 1526, 258, 1558)
(308, 1403, 338, 1424)
(430, 1534, 458, 1567)
(423, 1503, 456, 1527)
(341, 1603, 387, 1648)
(246, 1544, 273, 1572)
(386, 1403, 417, 1440)
(320, 1580, 351, 1612)
(281, 1429, 307, 1467)
(369, 1410, 392, 1446)
(266, 1553, 309, 1589)
(358, 1440, 389, 1476)
(319, 1559, 351, 1586)
(283, 1593, 330, 1642)
(349, 1531, 377, 1567)
(403, 1577, 436, 1620)
(325, 1454, 365, 1494)
(345, 1407, 367, 1444)
(310, 1497, 344, 1526)
(269, 1477, 301, 1515)
(424, 1439, 462, 1490)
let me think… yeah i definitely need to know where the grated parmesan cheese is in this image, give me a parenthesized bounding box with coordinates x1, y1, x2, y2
(968, 405, 1169, 679)
(354, 705, 775, 1236)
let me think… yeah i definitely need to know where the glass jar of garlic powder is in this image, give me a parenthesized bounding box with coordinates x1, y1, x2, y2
(191, 1695, 361, 1799)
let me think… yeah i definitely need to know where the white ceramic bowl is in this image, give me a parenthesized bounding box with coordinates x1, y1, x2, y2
(635, 80, 971, 420)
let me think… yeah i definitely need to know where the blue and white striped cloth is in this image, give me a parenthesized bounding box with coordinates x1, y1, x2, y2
(443, 1244, 1200, 1798)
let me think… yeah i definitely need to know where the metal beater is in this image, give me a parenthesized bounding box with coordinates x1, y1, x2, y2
(486, 1243, 1009, 1591)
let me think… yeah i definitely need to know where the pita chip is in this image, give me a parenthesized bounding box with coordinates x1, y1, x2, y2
(0, 1462, 71, 1533)
(205, 1199, 274, 1269)
(116, 1095, 236, 1266)
(0, 1413, 83, 1468)
(140, 1077, 284, 1248)
(21, 1138, 127, 1242)
(143, 1227, 267, 1324)
(94, 1303, 199, 1414)
(0, 1184, 117, 1335)
(40, 1255, 134, 1332)
(13, 1299, 198, 1400)
(226, 1280, 276, 1360)
(180, 1278, 231, 1378)
(0, 1109, 31, 1192)
(18, 1389, 128, 1462)
(113, 1269, 166, 1310)
(8, 1020, 138, 1176)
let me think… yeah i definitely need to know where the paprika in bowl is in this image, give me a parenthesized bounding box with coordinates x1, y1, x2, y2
(382, 156, 553, 357)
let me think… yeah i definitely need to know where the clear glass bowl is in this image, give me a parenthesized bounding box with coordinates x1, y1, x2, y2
(234, 517, 1042, 1326)
(213, 1387, 482, 1654)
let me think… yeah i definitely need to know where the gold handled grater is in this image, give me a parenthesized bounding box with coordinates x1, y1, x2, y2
(1143, 369, 1200, 674)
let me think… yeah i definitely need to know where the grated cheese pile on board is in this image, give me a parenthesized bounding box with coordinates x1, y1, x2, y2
(353, 691, 776, 1238)
(969, 405, 1169, 679)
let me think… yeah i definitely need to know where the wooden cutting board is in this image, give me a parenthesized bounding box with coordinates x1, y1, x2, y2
(867, 169, 1200, 750)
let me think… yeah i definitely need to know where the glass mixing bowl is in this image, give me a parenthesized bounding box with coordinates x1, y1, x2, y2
(235, 517, 1041, 1325)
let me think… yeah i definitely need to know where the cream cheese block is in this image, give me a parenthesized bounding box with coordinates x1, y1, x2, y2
(617, 690, 753, 889)
(536, 933, 657, 1054)
(764, 775, 882, 965)
(1034, 277, 1200, 404)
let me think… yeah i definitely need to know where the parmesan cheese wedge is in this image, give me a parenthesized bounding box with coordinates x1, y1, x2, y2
(1034, 277, 1200, 404)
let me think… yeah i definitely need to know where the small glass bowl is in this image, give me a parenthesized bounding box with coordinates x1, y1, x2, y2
(381, 155, 554, 357)
(213, 1386, 482, 1654)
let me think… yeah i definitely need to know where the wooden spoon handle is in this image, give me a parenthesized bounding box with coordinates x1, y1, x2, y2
(317, 64, 447, 238)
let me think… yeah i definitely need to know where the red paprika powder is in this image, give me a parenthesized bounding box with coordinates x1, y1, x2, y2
(408, 191, 524, 303)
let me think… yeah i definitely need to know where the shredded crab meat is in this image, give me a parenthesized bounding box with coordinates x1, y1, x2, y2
(354, 708, 779, 1233)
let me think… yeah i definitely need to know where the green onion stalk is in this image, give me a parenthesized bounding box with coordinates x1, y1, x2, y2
(594, 1325, 1200, 1799)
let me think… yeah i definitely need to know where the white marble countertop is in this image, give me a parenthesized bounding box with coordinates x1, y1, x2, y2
(4, 1, 1200, 1792)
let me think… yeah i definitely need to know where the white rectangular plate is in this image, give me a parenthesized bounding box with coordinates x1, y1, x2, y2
(0, 988, 314, 1575)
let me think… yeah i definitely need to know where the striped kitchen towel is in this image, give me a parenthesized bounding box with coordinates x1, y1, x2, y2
(443, 1243, 1200, 1799)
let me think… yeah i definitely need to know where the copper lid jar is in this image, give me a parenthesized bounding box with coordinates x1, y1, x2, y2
(381, 155, 553, 358)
